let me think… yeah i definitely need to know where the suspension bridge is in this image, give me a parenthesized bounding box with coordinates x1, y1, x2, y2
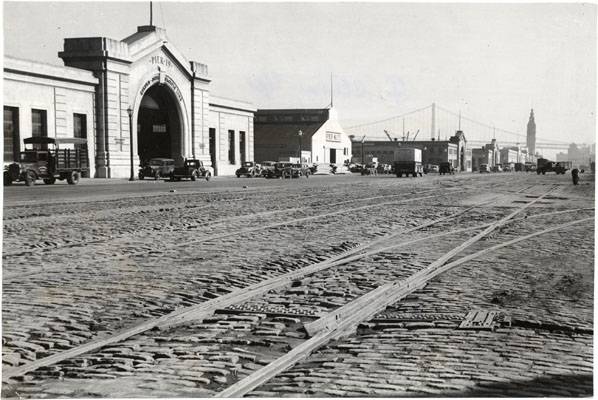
(345, 103, 575, 152)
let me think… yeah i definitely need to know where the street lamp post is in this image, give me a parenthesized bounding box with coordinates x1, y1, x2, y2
(127, 106, 135, 181)
(298, 130, 303, 162)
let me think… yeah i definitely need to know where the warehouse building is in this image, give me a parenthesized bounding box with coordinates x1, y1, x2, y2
(352, 130, 471, 171)
(3, 24, 255, 177)
(254, 108, 351, 165)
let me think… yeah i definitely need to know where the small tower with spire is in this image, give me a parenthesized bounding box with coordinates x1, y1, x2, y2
(527, 109, 536, 156)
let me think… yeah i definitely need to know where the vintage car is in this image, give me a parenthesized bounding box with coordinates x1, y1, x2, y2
(423, 164, 440, 174)
(4, 137, 89, 186)
(263, 162, 284, 179)
(289, 163, 311, 178)
(236, 161, 262, 178)
(491, 165, 503, 173)
(138, 158, 175, 180)
(260, 161, 277, 176)
(479, 164, 491, 173)
(170, 159, 213, 181)
(439, 162, 455, 175)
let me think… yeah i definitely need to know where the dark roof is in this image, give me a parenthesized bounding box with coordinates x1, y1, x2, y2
(254, 109, 329, 145)
(24, 137, 87, 145)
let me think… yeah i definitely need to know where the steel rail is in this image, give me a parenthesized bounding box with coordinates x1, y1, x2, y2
(4, 193, 581, 380)
(3, 187, 463, 281)
(219, 204, 593, 397)
(0, 195, 482, 380)
(1, 183, 560, 379)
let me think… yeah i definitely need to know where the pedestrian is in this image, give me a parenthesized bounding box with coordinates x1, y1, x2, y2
(571, 168, 579, 185)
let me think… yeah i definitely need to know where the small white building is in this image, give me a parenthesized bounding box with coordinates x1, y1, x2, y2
(254, 107, 351, 165)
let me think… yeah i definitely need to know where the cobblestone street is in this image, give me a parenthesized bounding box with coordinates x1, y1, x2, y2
(2, 172, 594, 397)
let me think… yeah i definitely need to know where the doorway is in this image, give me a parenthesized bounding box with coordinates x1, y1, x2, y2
(137, 85, 182, 165)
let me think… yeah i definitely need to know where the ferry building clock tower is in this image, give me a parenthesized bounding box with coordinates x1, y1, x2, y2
(526, 109, 536, 157)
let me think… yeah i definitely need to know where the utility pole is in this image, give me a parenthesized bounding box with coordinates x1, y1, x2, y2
(458, 110, 461, 131)
(431, 102, 436, 140)
(150, 1, 153, 26)
(330, 73, 333, 108)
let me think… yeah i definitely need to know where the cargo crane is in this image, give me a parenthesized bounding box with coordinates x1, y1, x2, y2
(383, 130, 395, 142)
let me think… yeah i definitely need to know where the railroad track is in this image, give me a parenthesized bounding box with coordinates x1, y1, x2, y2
(3, 176, 592, 398)
(3, 185, 475, 279)
(3, 185, 591, 387)
(2, 176, 522, 260)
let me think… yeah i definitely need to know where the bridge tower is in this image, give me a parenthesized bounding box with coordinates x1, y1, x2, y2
(527, 109, 536, 156)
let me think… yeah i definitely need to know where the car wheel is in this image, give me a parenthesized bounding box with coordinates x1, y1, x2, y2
(205, 172, 211, 181)
(25, 171, 36, 186)
(67, 171, 80, 185)
(4, 171, 12, 186)
(138, 172, 144, 180)
(191, 171, 197, 181)
(236, 174, 240, 178)
(154, 171, 160, 180)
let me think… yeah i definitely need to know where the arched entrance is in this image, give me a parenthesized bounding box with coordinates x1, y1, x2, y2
(137, 84, 183, 164)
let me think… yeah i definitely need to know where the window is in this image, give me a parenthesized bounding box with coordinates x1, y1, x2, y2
(4, 107, 19, 163)
(239, 131, 246, 163)
(32, 109, 47, 137)
(228, 130, 235, 164)
(73, 114, 87, 139)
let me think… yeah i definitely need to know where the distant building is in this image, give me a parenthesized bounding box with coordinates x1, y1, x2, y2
(472, 148, 493, 171)
(556, 143, 596, 167)
(253, 107, 351, 165)
(499, 147, 519, 165)
(527, 109, 536, 157)
(351, 130, 471, 171)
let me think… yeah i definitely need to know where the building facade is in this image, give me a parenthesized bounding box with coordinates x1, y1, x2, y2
(4, 25, 255, 177)
(254, 108, 351, 165)
(499, 147, 519, 165)
(471, 148, 493, 171)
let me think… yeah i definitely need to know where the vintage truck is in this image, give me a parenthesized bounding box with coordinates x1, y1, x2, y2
(393, 147, 423, 177)
(4, 137, 89, 186)
(537, 158, 571, 175)
(169, 159, 213, 181)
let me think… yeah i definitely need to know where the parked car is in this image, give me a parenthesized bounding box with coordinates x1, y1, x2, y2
(439, 163, 455, 175)
(260, 161, 277, 176)
(479, 164, 490, 173)
(423, 164, 439, 174)
(264, 162, 289, 179)
(139, 158, 175, 180)
(4, 137, 89, 186)
(491, 165, 503, 173)
(170, 159, 213, 181)
(281, 163, 310, 178)
(350, 164, 364, 173)
(236, 161, 262, 178)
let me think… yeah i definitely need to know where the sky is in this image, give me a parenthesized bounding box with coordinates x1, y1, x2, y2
(3, 1, 597, 152)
